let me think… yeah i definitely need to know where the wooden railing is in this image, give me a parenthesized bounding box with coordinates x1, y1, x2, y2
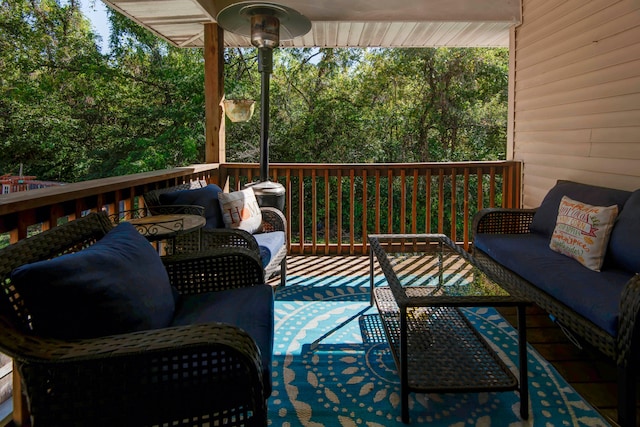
(0, 165, 221, 244)
(0, 161, 521, 252)
(221, 161, 522, 254)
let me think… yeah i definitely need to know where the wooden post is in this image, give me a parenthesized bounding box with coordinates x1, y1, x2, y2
(204, 23, 225, 164)
(12, 364, 29, 426)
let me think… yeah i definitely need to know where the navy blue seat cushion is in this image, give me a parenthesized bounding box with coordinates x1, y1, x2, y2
(608, 189, 640, 273)
(10, 222, 175, 339)
(171, 284, 274, 394)
(474, 233, 633, 336)
(529, 180, 631, 238)
(253, 231, 285, 267)
(159, 184, 224, 229)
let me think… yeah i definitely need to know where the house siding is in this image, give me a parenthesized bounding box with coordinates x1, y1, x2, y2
(511, 0, 640, 208)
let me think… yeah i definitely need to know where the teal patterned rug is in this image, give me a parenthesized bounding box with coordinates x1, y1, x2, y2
(268, 275, 611, 427)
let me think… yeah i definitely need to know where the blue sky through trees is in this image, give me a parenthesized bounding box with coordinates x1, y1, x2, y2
(80, 0, 110, 53)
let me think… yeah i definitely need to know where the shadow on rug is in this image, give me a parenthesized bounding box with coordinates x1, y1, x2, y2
(268, 275, 610, 427)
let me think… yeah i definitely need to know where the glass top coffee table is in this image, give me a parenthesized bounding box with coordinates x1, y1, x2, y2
(368, 234, 529, 423)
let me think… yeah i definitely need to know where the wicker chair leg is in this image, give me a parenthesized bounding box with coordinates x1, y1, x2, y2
(280, 257, 287, 287)
(618, 364, 637, 427)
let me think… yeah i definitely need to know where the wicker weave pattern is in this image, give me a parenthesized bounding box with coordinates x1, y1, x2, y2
(163, 248, 265, 293)
(472, 208, 536, 235)
(144, 185, 288, 287)
(0, 212, 270, 426)
(375, 287, 517, 391)
(472, 208, 640, 426)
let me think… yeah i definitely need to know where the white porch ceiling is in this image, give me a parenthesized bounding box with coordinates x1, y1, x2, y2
(100, 0, 521, 48)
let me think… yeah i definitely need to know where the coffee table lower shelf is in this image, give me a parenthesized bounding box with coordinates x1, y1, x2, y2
(373, 286, 526, 423)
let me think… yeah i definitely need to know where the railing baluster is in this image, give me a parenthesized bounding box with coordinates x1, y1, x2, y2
(451, 168, 457, 243)
(375, 170, 381, 234)
(400, 169, 406, 235)
(490, 166, 496, 207)
(285, 169, 292, 252)
(425, 169, 432, 234)
(387, 169, 393, 234)
(337, 169, 343, 254)
(298, 168, 304, 254)
(361, 169, 368, 256)
(324, 169, 330, 255)
(349, 169, 355, 255)
(463, 168, 470, 250)
(438, 169, 444, 234)
(477, 167, 484, 210)
(312, 169, 317, 252)
(411, 169, 418, 234)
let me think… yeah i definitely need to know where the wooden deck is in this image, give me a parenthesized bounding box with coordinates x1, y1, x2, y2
(271, 255, 627, 427)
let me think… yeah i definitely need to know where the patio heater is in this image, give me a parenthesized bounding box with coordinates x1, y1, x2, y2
(217, 2, 311, 211)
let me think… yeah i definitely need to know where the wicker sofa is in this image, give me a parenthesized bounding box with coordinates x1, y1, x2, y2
(0, 211, 273, 426)
(144, 182, 288, 287)
(472, 180, 640, 427)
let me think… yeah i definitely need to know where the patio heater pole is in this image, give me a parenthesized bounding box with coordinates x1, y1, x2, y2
(258, 48, 270, 181)
(254, 23, 276, 182)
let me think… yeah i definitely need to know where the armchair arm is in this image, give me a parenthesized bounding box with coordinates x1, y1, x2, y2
(14, 323, 266, 426)
(472, 208, 537, 236)
(162, 247, 265, 294)
(260, 207, 286, 233)
(199, 227, 260, 252)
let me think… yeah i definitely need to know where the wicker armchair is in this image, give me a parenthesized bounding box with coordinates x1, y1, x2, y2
(0, 212, 270, 427)
(144, 183, 288, 287)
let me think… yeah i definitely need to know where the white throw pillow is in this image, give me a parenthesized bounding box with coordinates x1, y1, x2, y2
(549, 196, 618, 271)
(218, 187, 262, 234)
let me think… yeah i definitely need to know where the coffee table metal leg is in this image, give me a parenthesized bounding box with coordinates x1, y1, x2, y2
(369, 247, 375, 306)
(517, 304, 529, 419)
(400, 308, 410, 423)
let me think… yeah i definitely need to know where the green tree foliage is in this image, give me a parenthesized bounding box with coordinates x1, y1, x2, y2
(1, 2, 508, 182)
(1, 0, 202, 182)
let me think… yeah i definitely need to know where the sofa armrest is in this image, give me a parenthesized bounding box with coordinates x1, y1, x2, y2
(260, 207, 286, 234)
(162, 247, 265, 294)
(199, 227, 260, 252)
(472, 208, 537, 236)
(14, 323, 266, 425)
(617, 274, 640, 367)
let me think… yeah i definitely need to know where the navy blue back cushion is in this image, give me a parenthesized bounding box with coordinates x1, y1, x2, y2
(529, 180, 631, 237)
(159, 184, 223, 229)
(608, 189, 640, 273)
(11, 222, 175, 339)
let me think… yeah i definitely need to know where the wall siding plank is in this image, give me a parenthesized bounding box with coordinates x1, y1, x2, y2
(516, 110, 640, 132)
(516, 77, 640, 114)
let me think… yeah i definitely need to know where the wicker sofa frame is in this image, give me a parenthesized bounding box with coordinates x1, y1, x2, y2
(472, 208, 640, 427)
(0, 211, 270, 426)
(144, 183, 288, 287)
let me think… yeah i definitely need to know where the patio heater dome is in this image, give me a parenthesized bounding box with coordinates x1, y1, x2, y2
(217, 2, 311, 211)
(216, 3, 311, 47)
